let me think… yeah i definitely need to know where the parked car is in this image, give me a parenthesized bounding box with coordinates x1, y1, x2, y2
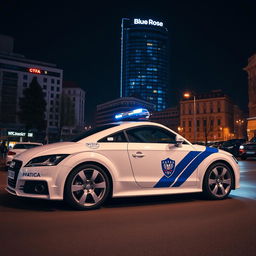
(220, 139, 246, 157)
(239, 137, 256, 160)
(211, 141, 225, 148)
(6, 142, 43, 167)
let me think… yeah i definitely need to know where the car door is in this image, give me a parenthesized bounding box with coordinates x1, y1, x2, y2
(127, 125, 198, 188)
(97, 130, 134, 183)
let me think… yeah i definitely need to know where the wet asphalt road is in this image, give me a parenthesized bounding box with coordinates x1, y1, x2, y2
(0, 160, 256, 256)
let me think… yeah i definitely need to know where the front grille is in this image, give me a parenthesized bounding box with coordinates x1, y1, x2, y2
(7, 160, 22, 188)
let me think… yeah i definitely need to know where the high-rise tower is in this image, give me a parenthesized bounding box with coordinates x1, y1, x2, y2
(120, 18, 169, 111)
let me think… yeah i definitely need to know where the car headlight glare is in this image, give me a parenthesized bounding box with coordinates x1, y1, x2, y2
(25, 154, 69, 167)
(239, 145, 244, 149)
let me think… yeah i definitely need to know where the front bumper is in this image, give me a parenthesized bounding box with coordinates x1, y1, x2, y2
(6, 160, 69, 200)
(239, 150, 256, 157)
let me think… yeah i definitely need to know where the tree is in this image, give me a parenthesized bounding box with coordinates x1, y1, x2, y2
(18, 77, 46, 134)
(203, 117, 214, 145)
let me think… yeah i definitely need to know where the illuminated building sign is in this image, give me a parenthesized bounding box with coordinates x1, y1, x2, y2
(29, 68, 41, 74)
(134, 18, 163, 27)
(8, 131, 33, 137)
(0, 63, 61, 77)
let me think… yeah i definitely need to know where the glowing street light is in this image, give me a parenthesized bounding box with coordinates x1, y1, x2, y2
(183, 91, 197, 142)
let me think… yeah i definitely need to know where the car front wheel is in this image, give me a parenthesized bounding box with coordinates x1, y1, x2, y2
(203, 162, 233, 200)
(64, 164, 111, 210)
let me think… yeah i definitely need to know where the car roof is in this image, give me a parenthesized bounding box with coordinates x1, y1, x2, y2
(76, 121, 192, 145)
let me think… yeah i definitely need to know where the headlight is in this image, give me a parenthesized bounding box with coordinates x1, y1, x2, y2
(25, 154, 69, 167)
(239, 145, 244, 149)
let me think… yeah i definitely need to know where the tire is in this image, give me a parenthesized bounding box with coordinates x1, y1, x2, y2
(203, 162, 233, 200)
(64, 164, 111, 210)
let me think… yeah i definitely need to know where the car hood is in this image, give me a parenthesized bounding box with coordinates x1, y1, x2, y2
(192, 145, 232, 157)
(13, 141, 90, 165)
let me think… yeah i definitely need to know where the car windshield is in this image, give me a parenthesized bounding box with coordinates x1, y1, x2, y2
(222, 141, 234, 147)
(71, 124, 120, 142)
(13, 144, 41, 149)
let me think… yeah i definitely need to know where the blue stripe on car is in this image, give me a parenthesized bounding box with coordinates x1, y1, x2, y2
(154, 151, 201, 188)
(154, 147, 218, 188)
(172, 147, 218, 187)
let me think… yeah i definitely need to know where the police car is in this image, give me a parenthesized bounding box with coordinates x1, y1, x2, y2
(6, 109, 240, 210)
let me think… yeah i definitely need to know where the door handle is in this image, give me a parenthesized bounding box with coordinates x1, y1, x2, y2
(132, 152, 145, 158)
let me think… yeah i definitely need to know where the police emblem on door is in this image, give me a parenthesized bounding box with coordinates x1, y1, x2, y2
(161, 158, 175, 178)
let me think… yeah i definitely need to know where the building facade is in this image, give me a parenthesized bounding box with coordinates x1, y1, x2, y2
(244, 54, 256, 140)
(150, 106, 179, 132)
(62, 81, 85, 135)
(180, 90, 236, 143)
(120, 18, 169, 111)
(0, 35, 63, 142)
(95, 97, 155, 126)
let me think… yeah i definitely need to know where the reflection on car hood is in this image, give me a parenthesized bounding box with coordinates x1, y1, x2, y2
(13, 142, 89, 165)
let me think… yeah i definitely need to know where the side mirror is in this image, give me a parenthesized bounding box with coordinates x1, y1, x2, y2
(175, 136, 184, 147)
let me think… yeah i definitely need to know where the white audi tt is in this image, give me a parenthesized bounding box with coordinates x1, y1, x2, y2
(6, 109, 240, 210)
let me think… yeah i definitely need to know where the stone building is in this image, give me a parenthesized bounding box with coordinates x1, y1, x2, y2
(244, 54, 256, 140)
(149, 106, 179, 132)
(180, 90, 238, 143)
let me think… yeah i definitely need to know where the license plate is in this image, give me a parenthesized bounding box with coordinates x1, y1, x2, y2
(8, 170, 15, 179)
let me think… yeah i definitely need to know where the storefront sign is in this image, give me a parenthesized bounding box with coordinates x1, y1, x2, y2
(8, 131, 33, 137)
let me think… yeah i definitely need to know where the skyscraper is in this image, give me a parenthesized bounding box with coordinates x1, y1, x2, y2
(120, 18, 169, 111)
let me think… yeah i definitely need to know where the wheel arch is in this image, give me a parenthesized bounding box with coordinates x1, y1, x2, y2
(202, 160, 236, 190)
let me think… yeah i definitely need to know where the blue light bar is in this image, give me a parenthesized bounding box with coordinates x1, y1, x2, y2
(115, 108, 150, 121)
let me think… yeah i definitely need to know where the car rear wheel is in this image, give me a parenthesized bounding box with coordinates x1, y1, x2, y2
(203, 162, 233, 200)
(64, 164, 110, 210)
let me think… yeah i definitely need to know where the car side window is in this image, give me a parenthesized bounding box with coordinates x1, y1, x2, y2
(126, 126, 176, 144)
(98, 131, 127, 143)
(13, 144, 25, 149)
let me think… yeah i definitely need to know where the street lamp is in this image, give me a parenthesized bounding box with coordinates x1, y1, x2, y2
(235, 119, 244, 139)
(183, 92, 196, 142)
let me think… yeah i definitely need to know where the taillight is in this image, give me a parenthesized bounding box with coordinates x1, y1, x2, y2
(8, 151, 16, 155)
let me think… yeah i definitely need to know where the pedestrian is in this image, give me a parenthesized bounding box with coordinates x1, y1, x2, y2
(0, 140, 8, 166)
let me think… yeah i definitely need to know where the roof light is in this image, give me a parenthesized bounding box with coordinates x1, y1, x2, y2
(115, 108, 150, 121)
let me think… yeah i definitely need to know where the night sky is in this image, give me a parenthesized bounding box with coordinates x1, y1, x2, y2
(1, 0, 256, 123)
